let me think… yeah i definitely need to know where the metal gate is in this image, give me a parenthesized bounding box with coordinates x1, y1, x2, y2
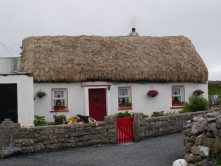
(117, 117, 134, 144)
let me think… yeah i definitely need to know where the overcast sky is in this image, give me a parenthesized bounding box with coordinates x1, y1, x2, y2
(0, 0, 220, 80)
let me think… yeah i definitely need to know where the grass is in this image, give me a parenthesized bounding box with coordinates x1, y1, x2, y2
(209, 81, 221, 95)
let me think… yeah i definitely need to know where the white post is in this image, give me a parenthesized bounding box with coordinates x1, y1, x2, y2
(84, 87, 89, 116)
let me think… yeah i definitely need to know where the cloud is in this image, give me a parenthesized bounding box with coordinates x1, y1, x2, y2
(209, 65, 221, 81)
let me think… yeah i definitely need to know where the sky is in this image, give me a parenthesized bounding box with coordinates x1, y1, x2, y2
(0, 0, 220, 80)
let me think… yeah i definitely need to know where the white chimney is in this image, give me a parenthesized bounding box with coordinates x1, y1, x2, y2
(129, 28, 138, 36)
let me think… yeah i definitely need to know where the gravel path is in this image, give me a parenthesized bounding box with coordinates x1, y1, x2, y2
(0, 133, 185, 166)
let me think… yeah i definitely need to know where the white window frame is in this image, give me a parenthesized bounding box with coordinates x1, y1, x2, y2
(51, 88, 68, 110)
(172, 86, 185, 106)
(118, 87, 132, 108)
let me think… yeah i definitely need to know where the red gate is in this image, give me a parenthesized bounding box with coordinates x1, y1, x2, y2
(117, 117, 134, 144)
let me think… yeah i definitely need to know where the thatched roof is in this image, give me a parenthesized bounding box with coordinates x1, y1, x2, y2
(19, 35, 208, 83)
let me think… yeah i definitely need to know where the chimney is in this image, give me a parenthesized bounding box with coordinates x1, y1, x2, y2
(129, 28, 138, 36)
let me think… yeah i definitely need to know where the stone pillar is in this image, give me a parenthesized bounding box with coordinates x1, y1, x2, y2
(133, 113, 144, 142)
(0, 119, 20, 158)
(104, 115, 117, 144)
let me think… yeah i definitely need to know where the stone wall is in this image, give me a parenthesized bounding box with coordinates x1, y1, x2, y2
(0, 110, 215, 158)
(0, 116, 116, 158)
(134, 110, 210, 141)
(183, 109, 221, 166)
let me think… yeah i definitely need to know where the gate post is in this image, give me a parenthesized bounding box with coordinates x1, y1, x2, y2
(104, 115, 117, 144)
(133, 113, 143, 142)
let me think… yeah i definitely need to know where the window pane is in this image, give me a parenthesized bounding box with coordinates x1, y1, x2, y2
(54, 91, 64, 98)
(119, 88, 128, 96)
(54, 99, 65, 106)
(119, 97, 129, 106)
(172, 87, 180, 95)
(172, 96, 182, 103)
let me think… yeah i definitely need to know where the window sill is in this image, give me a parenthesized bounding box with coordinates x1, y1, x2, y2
(118, 107, 133, 110)
(50, 109, 69, 113)
(170, 106, 184, 109)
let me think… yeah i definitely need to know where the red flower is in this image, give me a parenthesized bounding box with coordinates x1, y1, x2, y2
(147, 90, 159, 97)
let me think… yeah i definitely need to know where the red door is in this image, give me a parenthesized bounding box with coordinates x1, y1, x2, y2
(89, 89, 106, 121)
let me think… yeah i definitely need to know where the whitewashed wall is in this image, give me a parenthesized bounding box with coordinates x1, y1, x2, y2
(34, 82, 208, 122)
(34, 83, 85, 122)
(0, 75, 34, 126)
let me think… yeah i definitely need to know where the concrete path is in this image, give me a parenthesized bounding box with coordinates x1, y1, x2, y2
(0, 133, 185, 166)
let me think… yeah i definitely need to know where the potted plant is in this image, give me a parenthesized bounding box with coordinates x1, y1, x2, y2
(147, 90, 159, 97)
(119, 102, 132, 108)
(35, 90, 47, 98)
(116, 111, 132, 118)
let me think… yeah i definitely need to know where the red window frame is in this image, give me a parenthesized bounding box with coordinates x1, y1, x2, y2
(171, 85, 185, 109)
(118, 87, 132, 110)
(50, 88, 69, 112)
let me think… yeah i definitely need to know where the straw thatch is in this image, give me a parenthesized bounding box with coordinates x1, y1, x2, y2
(19, 35, 208, 83)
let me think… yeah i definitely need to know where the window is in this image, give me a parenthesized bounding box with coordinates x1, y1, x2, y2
(172, 86, 184, 106)
(118, 87, 132, 108)
(51, 89, 68, 112)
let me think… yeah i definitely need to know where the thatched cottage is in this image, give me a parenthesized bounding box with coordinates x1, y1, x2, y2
(0, 32, 208, 125)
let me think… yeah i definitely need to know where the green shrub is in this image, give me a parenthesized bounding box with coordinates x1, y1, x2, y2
(217, 95, 221, 106)
(34, 115, 47, 126)
(209, 143, 221, 165)
(208, 81, 221, 95)
(179, 107, 192, 114)
(54, 115, 67, 124)
(186, 95, 209, 112)
(116, 111, 132, 118)
(151, 111, 165, 117)
(164, 111, 177, 116)
(119, 102, 132, 107)
(151, 111, 176, 117)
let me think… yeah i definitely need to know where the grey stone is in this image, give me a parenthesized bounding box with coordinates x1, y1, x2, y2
(206, 117, 217, 123)
(185, 123, 192, 129)
(195, 134, 206, 145)
(104, 115, 116, 124)
(187, 120, 192, 124)
(185, 153, 203, 163)
(217, 129, 221, 137)
(184, 142, 193, 153)
(206, 112, 219, 118)
(188, 159, 207, 166)
(216, 118, 221, 129)
(206, 123, 217, 136)
(191, 145, 209, 157)
(191, 120, 206, 135)
(206, 131, 215, 138)
(183, 129, 192, 137)
(192, 116, 202, 122)
(172, 159, 188, 166)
